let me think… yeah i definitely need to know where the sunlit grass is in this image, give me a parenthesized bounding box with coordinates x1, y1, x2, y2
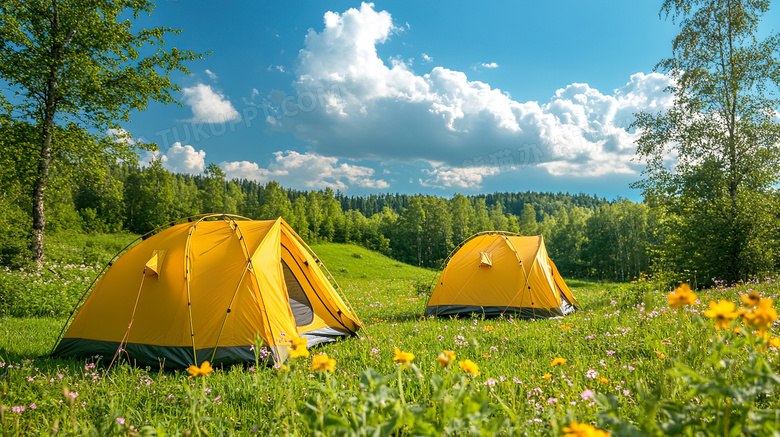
(0, 238, 779, 435)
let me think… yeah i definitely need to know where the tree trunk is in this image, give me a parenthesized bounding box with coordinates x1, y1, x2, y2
(30, 0, 62, 268)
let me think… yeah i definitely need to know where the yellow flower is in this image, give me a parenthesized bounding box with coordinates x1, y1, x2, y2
(563, 422, 610, 437)
(599, 377, 609, 384)
(309, 353, 336, 372)
(703, 300, 739, 330)
(459, 359, 480, 376)
(550, 357, 567, 367)
(667, 284, 698, 309)
(768, 337, 780, 348)
(437, 350, 456, 368)
(654, 350, 666, 359)
(288, 336, 310, 359)
(484, 325, 494, 331)
(187, 361, 213, 378)
(743, 298, 778, 335)
(393, 347, 415, 364)
(741, 290, 761, 308)
(542, 373, 552, 380)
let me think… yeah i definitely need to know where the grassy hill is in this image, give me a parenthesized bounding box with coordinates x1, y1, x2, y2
(310, 243, 435, 322)
(310, 243, 432, 282)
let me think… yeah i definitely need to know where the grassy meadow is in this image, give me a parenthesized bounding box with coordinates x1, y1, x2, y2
(1, 233, 779, 435)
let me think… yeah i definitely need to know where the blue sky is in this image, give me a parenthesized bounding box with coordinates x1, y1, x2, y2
(118, 1, 758, 200)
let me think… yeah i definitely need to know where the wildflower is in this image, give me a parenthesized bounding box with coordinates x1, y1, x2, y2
(580, 389, 595, 400)
(550, 357, 567, 367)
(484, 325, 494, 331)
(310, 353, 336, 372)
(703, 300, 739, 330)
(586, 369, 598, 379)
(667, 284, 697, 309)
(437, 350, 456, 368)
(393, 347, 415, 364)
(117, 418, 126, 425)
(12, 406, 25, 413)
(741, 290, 761, 307)
(599, 377, 608, 384)
(187, 361, 214, 378)
(655, 350, 666, 359)
(563, 421, 610, 437)
(743, 299, 778, 335)
(769, 337, 780, 348)
(29, 403, 36, 410)
(459, 359, 480, 376)
(288, 336, 310, 359)
(543, 373, 552, 380)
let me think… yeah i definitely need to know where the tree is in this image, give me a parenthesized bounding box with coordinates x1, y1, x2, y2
(633, 0, 780, 283)
(518, 203, 537, 235)
(449, 194, 474, 243)
(0, 0, 204, 267)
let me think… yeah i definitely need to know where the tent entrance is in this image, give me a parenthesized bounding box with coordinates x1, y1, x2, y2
(282, 260, 314, 326)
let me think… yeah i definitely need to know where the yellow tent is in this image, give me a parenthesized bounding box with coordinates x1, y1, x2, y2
(51, 215, 362, 368)
(425, 232, 579, 319)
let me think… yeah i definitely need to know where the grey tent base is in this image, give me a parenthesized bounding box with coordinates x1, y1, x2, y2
(301, 327, 355, 348)
(52, 326, 355, 369)
(424, 303, 578, 319)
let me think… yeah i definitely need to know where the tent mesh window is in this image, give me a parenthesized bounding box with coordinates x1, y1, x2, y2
(282, 260, 314, 326)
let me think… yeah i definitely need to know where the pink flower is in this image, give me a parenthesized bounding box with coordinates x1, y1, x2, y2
(580, 389, 595, 400)
(117, 418, 126, 425)
(29, 403, 36, 410)
(586, 369, 599, 379)
(12, 406, 25, 413)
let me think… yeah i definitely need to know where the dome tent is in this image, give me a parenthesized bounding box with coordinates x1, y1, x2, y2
(51, 214, 362, 368)
(425, 232, 579, 319)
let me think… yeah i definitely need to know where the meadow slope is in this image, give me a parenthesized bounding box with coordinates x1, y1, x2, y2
(0, 235, 778, 435)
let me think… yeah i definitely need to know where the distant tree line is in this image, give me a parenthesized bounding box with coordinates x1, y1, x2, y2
(0, 151, 655, 281)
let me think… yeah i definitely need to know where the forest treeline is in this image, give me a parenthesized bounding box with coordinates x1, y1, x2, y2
(0, 158, 652, 282)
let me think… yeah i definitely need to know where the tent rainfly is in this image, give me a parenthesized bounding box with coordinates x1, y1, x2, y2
(425, 232, 579, 319)
(51, 215, 361, 368)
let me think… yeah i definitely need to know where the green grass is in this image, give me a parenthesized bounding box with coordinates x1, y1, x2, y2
(1, 235, 779, 435)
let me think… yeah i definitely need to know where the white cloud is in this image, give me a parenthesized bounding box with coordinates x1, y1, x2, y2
(107, 128, 136, 145)
(268, 65, 286, 73)
(138, 142, 206, 175)
(205, 69, 218, 80)
(222, 151, 388, 190)
(422, 53, 433, 62)
(480, 62, 499, 69)
(419, 164, 500, 189)
(266, 2, 674, 180)
(181, 84, 240, 123)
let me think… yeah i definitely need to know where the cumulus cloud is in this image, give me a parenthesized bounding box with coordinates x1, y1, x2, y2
(222, 151, 389, 190)
(139, 142, 206, 175)
(181, 84, 240, 123)
(107, 128, 136, 145)
(478, 62, 499, 69)
(419, 163, 500, 189)
(266, 2, 674, 179)
(422, 53, 433, 62)
(204, 69, 218, 80)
